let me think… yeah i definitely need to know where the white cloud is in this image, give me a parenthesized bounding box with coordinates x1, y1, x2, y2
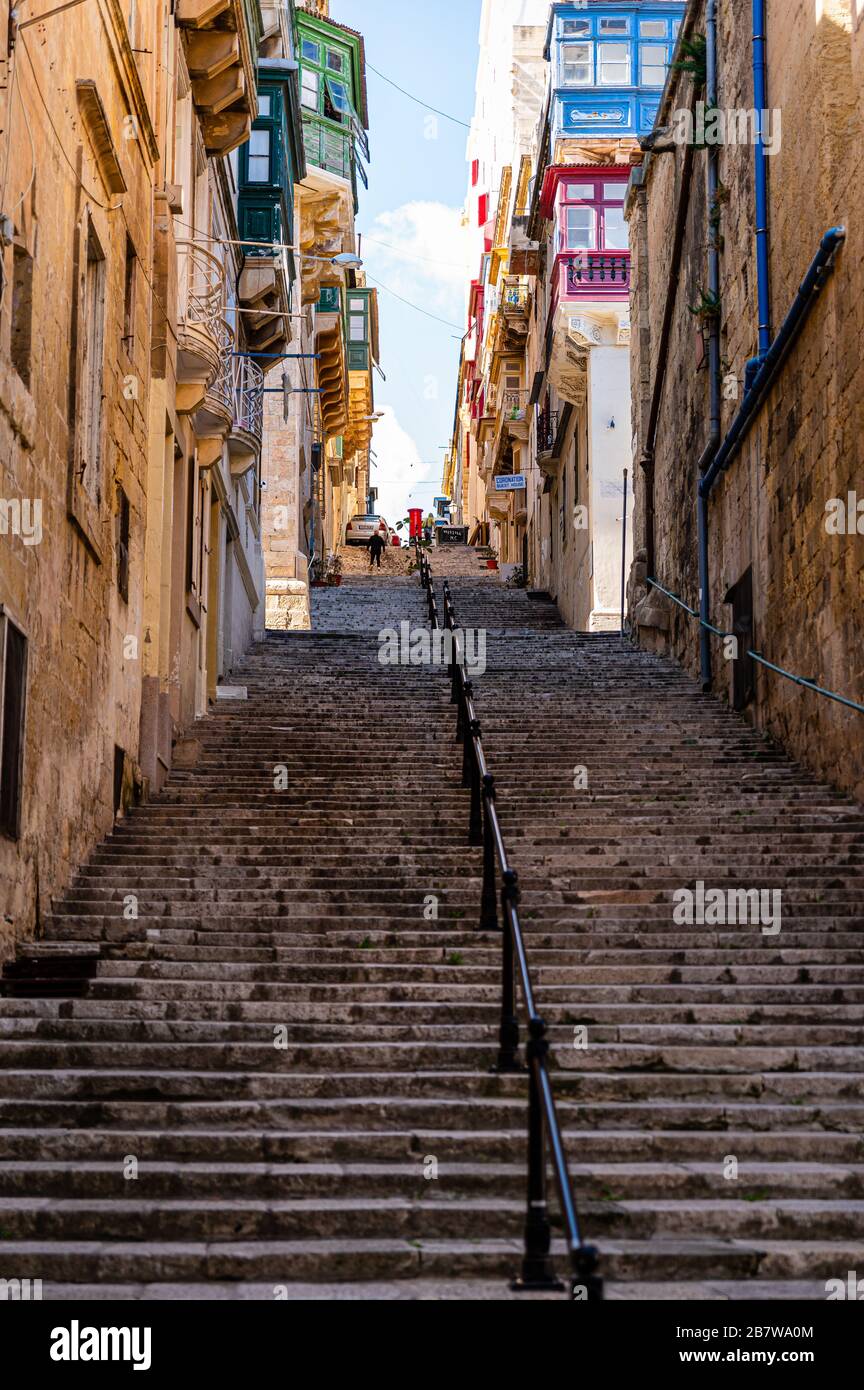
(361, 201, 473, 318)
(368, 406, 438, 526)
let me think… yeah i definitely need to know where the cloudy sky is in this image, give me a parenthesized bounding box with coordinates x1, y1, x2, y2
(331, 0, 482, 525)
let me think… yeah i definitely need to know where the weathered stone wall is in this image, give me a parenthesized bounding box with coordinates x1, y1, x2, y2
(0, 4, 158, 953)
(629, 0, 864, 801)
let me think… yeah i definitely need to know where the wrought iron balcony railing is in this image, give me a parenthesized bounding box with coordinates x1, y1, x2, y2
(537, 409, 560, 455)
(501, 277, 530, 311)
(206, 318, 235, 419)
(501, 388, 527, 421)
(176, 240, 226, 337)
(232, 354, 264, 445)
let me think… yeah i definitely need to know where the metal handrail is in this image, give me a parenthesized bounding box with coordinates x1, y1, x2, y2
(648, 575, 864, 717)
(414, 541, 602, 1299)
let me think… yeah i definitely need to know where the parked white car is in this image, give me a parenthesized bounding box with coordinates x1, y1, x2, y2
(345, 514, 391, 546)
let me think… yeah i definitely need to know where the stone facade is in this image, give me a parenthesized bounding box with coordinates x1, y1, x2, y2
(0, 1, 160, 952)
(0, 0, 303, 955)
(628, 0, 864, 800)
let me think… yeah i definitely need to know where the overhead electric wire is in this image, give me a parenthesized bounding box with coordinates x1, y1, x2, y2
(366, 62, 472, 129)
(364, 273, 464, 330)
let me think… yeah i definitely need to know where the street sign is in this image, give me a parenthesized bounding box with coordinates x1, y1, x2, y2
(437, 526, 469, 544)
(494, 474, 527, 491)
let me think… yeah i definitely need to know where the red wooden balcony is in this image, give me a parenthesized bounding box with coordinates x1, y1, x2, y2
(555, 250, 631, 306)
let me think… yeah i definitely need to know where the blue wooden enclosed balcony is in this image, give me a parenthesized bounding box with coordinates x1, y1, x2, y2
(544, 1, 686, 141)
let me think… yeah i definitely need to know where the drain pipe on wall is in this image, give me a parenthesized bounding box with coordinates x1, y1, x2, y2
(700, 227, 846, 498)
(751, 0, 772, 370)
(696, 0, 722, 690)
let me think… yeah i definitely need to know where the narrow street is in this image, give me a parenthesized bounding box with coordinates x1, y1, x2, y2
(2, 549, 862, 1300)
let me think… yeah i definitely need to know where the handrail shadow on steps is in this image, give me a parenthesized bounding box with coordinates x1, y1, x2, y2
(414, 542, 602, 1299)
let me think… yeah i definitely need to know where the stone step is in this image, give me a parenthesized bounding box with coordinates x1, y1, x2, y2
(0, 1237, 860, 1283)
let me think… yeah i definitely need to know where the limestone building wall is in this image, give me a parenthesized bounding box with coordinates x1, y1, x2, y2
(628, 0, 864, 800)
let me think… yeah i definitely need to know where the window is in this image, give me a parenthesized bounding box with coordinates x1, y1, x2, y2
(122, 236, 136, 352)
(301, 39, 320, 63)
(562, 17, 590, 37)
(247, 127, 271, 182)
(564, 206, 595, 250)
(79, 219, 106, 505)
(598, 42, 630, 85)
(640, 20, 667, 38)
(257, 94, 272, 117)
(640, 44, 669, 87)
(116, 485, 130, 603)
(0, 612, 27, 841)
(603, 183, 625, 203)
(301, 68, 319, 110)
(562, 43, 592, 84)
(349, 309, 365, 342)
(599, 17, 630, 35)
(326, 49, 344, 73)
(10, 242, 33, 388)
(567, 183, 596, 200)
(324, 77, 350, 122)
(603, 207, 628, 250)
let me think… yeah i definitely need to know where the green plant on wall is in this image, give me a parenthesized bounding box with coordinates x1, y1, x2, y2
(688, 288, 721, 323)
(672, 34, 707, 87)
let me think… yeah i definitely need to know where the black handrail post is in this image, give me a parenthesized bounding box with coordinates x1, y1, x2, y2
(511, 1020, 564, 1292)
(468, 720, 483, 846)
(571, 1243, 603, 1303)
(456, 678, 469, 744)
(460, 693, 473, 781)
(480, 774, 499, 931)
(492, 871, 521, 1073)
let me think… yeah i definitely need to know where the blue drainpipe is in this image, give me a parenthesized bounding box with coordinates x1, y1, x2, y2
(700, 228, 846, 500)
(750, 0, 772, 381)
(697, 0, 721, 691)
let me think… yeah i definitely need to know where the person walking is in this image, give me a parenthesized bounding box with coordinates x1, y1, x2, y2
(368, 531, 387, 569)
(424, 512, 435, 544)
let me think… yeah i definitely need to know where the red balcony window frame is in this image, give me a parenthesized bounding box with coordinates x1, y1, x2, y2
(543, 166, 631, 311)
(557, 171, 629, 254)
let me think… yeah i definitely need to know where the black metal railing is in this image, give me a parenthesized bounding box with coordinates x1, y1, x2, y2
(413, 542, 602, 1299)
(537, 408, 559, 455)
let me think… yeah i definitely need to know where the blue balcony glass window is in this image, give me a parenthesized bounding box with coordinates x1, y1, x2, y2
(546, 3, 686, 138)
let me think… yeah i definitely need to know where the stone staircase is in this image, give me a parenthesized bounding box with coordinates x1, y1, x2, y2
(1, 547, 863, 1300)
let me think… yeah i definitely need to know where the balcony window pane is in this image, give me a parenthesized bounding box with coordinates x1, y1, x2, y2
(247, 129, 270, 182)
(565, 182, 595, 201)
(561, 18, 590, 37)
(640, 44, 668, 87)
(257, 94, 272, 117)
(562, 43, 592, 85)
(325, 78, 351, 118)
(564, 207, 596, 251)
(598, 43, 630, 85)
(599, 18, 630, 35)
(603, 182, 625, 202)
(301, 69, 319, 110)
(349, 314, 365, 342)
(327, 49, 344, 73)
(301, 39, 320, 64)
(603, 208, 628, 250)
(640, 20, 667, 38)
